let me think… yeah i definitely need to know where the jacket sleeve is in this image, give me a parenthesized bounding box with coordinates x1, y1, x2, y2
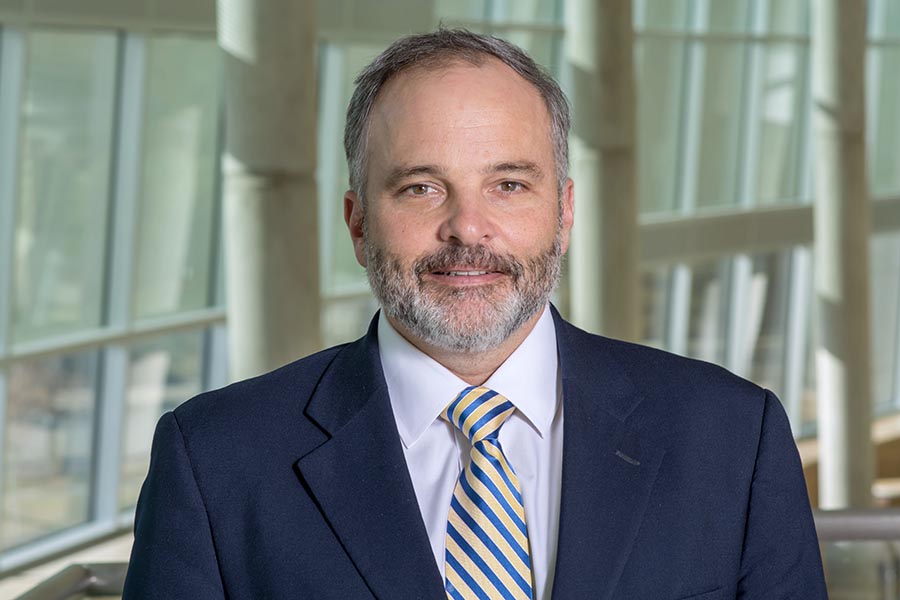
(123, 411, 226, 599)
(737, 390, 828, 598)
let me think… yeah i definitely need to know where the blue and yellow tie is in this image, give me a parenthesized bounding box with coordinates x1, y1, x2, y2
(443, 386, 534, 600)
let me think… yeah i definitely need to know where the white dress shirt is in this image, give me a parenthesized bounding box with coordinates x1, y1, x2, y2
(378, 305, 564, 599)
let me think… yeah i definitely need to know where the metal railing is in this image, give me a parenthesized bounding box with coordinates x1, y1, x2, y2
(14, 563, 127, 600)
(815, 509, 900, 600)
(815, 509, 900, 541)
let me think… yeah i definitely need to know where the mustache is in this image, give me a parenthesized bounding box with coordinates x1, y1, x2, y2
(413, 245, 524, 279)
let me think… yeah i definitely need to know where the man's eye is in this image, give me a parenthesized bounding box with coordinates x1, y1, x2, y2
(497, 181, 524, 193)
(402, 184, 434, 196)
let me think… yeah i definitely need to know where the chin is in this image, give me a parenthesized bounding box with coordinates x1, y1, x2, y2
(401, 295, 536, 354)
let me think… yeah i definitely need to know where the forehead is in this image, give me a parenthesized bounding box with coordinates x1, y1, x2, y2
(365, 58, 554, 177)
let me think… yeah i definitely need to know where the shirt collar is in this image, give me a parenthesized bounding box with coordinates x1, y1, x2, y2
(379, 305, 559, 449)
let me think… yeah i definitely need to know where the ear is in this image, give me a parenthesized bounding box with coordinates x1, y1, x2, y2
(559, 178, 574, 254)
(344, 190, 367, 268)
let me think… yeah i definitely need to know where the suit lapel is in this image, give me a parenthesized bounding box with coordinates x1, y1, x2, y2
(550, 309, 666, 600)
(296, 316, 445, 600)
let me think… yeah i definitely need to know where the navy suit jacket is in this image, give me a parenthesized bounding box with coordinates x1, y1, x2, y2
(123, 308, 827, 599)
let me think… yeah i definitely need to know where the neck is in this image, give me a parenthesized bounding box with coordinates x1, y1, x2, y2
(386, 310, 544, 386)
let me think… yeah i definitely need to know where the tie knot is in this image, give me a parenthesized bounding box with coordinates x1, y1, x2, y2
(443, 386, 515, 444)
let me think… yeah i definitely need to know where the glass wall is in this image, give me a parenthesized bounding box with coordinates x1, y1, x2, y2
(119, 331, 205, 510)
(633, 0, 900, 437)
(869, 0, 900, 198)
(3, 351, 99, 550)
(0, 25, 225, 571)
(133, 35, 222, 320)
(634, 0, 811, 215)
(12, 31, 117, 344)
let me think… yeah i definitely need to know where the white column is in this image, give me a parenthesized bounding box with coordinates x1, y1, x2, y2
(217, 0, 322, 381)
(812, 0, 874, 508)
(565, 0, 640, 341)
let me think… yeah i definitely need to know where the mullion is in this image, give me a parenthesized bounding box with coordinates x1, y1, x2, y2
(779, 0, 814, 434)
(0, 28, 25, 360)
(724, 0, 767, 377)
(868, 0, 900, 413)
(0, 26, 26, 557)
(664, 0, 708, 356)
(93, 30, 147, 525)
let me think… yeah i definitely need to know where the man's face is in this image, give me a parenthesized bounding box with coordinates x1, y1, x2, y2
(344, 58, 574, 353)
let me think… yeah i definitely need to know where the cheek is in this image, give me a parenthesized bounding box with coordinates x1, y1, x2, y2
(366, 227, 421, 267)
(371, 210, 438, 250)
(508, 213, 559, 247)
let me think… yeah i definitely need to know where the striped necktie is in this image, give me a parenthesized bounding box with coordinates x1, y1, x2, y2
(442, 386, 534, 600)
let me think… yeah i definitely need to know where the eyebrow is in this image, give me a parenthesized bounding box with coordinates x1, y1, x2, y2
(482, 161, 545, 179)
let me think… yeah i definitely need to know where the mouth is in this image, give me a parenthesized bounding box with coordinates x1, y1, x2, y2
(424, 267, 506, 286)
(413, 245, 523, 286)
(432, 270, 498, 277)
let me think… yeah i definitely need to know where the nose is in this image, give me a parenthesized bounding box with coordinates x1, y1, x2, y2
(438, 193, 495, 246)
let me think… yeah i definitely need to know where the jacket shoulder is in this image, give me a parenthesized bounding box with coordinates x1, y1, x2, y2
(171, 343, 349, 442)
(560, 319, 764, 397)
(557, 318, 772, 443)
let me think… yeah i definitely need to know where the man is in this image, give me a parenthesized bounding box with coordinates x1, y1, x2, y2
(124, 29, 827, 599)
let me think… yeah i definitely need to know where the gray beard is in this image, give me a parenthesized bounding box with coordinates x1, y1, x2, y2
(365, 236, 562, 353)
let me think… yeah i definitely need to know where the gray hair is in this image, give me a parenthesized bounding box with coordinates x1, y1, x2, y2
(343, 28, 571, 204)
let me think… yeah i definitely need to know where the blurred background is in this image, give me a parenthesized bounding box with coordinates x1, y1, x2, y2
(0, 0, 898, 597)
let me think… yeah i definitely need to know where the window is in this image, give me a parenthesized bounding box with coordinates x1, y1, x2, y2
(2, 350, 99, 550)
(119, 331, 205, 510)
(13, 31, 117, 344)
(0, 26, 225, 572)
(133, 35, 222, 320)
(633, 0, 900, 435)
